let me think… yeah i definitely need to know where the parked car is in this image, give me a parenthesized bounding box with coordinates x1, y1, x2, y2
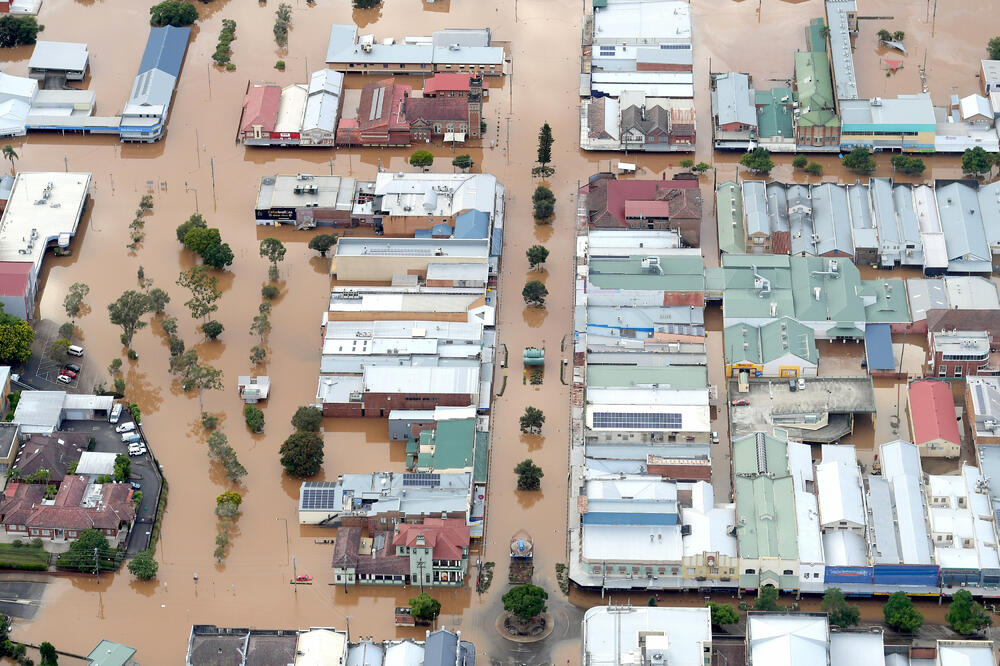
(130, 481, 141, 490)
(56, 374, 72, 384)
(730, 398, 750, 407)
(109, 403, 123, 424)
(115, 422, 136, 434)
(63, 363, 81, 373)
(122, 432, 142, 444)
(788, 378, 797, 391)
(128, 447, 147, 457)
(711, 431, 719, 444)
(59, 369, 77, 379)
(797, 377, 806, 391)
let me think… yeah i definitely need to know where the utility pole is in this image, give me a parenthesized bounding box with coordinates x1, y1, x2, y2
(417, 559, 425, 593)
(64, 155, 68, 172)
(94, 547, 100, 583)
(329, 157, 333, 175)
(292, 556, 298, 594)
(345, 616, 351, 643)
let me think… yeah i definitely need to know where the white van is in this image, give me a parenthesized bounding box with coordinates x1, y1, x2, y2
(109, 404, 122, 424)
(67, 345, 84, 357)
(121, 432, 141, 444)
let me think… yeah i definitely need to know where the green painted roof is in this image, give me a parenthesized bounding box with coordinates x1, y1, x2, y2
(793, 51, 840, 128)
(862, 280, 911, 323)
(720, 254, 866, 324)
(586, 365, 708, 389)
(724, 322, 762, 364)
(755, 88, 795, 139)
(416, 418, 476, 471)
(473, 430, 488, 483)
(806, 17, 827, 52)
(588, 255, 706, 292)
(760, 318, 819, 364)
(732, 433, 798, 560)
(717, 181, 746, 255)
(87, 640, 137, 666)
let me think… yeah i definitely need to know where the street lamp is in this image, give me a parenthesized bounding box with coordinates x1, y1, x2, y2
(275, 517, 289, 563)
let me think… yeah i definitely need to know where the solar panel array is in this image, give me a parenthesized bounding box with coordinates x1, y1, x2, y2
(402, 473, 441, 487)
(592, 412, 683, 430)
(301, 482, 339, 510)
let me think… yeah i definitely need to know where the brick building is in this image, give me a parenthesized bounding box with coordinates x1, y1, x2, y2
(930, 330, 996, 378)
(317, 366, 479, 418)
(583, 174, 703, 245)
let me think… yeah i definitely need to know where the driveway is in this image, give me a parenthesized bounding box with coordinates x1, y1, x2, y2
(58, 419, 162, 557)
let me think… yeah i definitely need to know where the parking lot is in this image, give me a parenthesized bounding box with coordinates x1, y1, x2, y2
(22, 320, 92, 392)
(58, 418, 162, 557)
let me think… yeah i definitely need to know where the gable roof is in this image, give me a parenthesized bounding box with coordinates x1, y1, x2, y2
(138, 25, 190, 77)
(241, 84, 281, 134)
(392, 517, 470, 560)
(1, 476, 135, 531)
(14, 432, 88, 481)
(423, 73, 489, 95)
(909, 380, 960, 445)
(715, 72, 755, 127)
(405, 96, 468, 123)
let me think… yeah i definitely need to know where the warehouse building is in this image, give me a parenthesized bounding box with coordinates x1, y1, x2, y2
(119, 26, 190, 142)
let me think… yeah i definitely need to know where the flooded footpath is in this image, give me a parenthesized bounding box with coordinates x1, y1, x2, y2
(2, 0, 997, 661)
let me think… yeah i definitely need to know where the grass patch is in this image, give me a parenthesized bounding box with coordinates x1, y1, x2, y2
(0, 543, 48, 570)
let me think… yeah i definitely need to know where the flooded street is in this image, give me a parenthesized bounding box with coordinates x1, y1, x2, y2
(3, 0, 997, 660)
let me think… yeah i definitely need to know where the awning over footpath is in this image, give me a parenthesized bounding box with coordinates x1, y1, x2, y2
(864, 323, 895, 371)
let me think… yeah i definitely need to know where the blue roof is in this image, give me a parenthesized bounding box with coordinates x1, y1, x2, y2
(414, 229, 432, 238)
(864, 323, 894, 371)
(138, 26, 190, 77)
(490, 226, 503, 257)
(432, 223, 454, 236)
(454, 209, 490, 239)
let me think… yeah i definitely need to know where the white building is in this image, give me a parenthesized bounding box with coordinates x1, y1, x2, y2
(581, 606, 711, 666)
(747, 613, 829, 666)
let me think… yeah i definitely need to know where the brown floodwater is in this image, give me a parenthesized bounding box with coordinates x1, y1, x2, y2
(6, 0, 997, 660)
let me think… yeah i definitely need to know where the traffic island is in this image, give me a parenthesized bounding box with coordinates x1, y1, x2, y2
(495, 611, 554, 643)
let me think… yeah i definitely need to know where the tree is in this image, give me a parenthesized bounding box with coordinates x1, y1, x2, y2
(519, 406, 545, 434)
(522, 280, 547, 307)
(0, 309, 31, 363)
(183, 227, 221, 255)
(48, 338, 69, 361)
(883, 591, 923, 632)
(452, 154, 473, 171)
(280, 431, 324, 476)
(514, 459, 543, 490)
(409, 150, 434, 169)
(201, 320, 224, 340)
(754, 585, 779, 611)
(891, 154, 926, 176)
(189, 362, 223, 410)
(291, 405, 323, 432)
(107, 290, 152, 349)
(792, 154, 808, 169)
(805, 162, 824, 176)
(250, 345, 267, 365)
(892, 30, 905, 42)
(693, 162, 711, 174)
(409, 592, 442, 624)
(63, 282, 90, 319)
(679, 158, 694, 169)
(308, 234, 338, 257)
(249, 313, 271, 340)
(877, 28, 892, 42)
(127, 549, 159, 581)
(39, 641, 57, 666)
(962, 146, 995, 177)
(537, 122, 553, 167)
(842, 147, 877, 175)
(261, 284, 280, 300)
(56, 529, 114, 573)
(1, 145, 16, 173)
(216, 491, 242, 509)
(526, 245, 549, 269)
(947, 589, 993, 635)
(259, 238, 286, 281)
(503, 584, 548, 622)
(149, 0, 199, 26)
(113, 454, 131, 483)
(177, 266, 221, 321)
(821, 588, 860, 628)
(532, 185, 555, 221)
(201, 241, 234, 270)
(707, 602, 739, 627)
(739, 147, 774, 174)
(0, 15, 39, 47)
(244, 404, 264, 433)
(176, 213, 207, 243)
(147, 287, 170, 314)
(990, 36, 1000, 61)
(57, 322, 75, 341)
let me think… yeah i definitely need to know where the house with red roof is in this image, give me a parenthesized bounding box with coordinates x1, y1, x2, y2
(583, 174, 703, 245)
(337, 77, 412, 147)
(422, 72, 489, 98)
(332, 517, 471, 587)
(238, 83, 281, 142)
(0, 475, 135, 549)
(907, 379, 962, 457)
(238, 70, 344, 147)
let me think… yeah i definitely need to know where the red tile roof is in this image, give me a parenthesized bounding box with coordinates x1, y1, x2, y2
(624, 200, 671, 219)
(405, 96, 469, 123)
(1, 476, 135, 532)
(240, 84, 281, 135)
(422, 73, 488, 95)
(908, 379, 961, 445)
(393, 517, 469, 560)
(0, 262, 31, 298)
(590, 178, 699, 226)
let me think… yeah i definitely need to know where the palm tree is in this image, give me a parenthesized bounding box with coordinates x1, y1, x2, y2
(2, 145, 17, 174)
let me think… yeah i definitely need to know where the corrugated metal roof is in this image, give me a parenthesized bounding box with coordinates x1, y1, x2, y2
(714, 72, 755, 127)
(742, 180, 768, 236)
(138, 26, 190, 77)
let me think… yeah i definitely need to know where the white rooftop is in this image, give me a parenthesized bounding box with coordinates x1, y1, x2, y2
(28, 41, 89, 72)
(747, 614, 829, 666)
(829, 631, 885, 666)
(373, 172, 498, 218)
(585, 403, 711, 434)
(582, 523, 683, 562)
(74, 451, 117, 476)
(335, 237, 489, 258)
(938, 641, 996, 666)
(682, 481, 737, 558)
(927, 466, 1000, 571)
(363, 365, 478, 396)
(293, 628, 347, 666)
(583, 606, 711, 666)
(0, 172, 91, 267)
(592, 0, 692, 45)
(787, 440, 824, 564)
(816, 449, 865, 527)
